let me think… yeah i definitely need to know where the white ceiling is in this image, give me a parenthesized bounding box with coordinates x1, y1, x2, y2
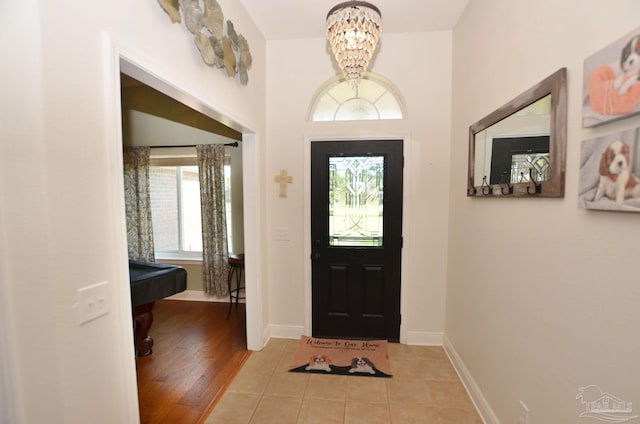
(238, 0, 470, 40)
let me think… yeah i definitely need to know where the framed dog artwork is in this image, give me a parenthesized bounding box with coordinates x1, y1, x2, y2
(578, 126, 640, 212)
(583, 26, 640, 127)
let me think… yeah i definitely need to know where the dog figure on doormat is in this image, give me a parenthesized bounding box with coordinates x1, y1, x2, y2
(348, 357, 376, 375)
(305, 355, 332, 372)
(292, 353, 391, 377)
(289, 336, 393, 377)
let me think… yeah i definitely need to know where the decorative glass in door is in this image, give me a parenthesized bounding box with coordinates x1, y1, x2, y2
(328, 156, 384, 247)
(511, 153, 550, 183)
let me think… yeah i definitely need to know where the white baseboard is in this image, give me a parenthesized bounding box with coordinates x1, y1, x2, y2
(267, 325, 305, 341)
(259, 326, 271, 350)
(258, 325, 303, 351)
(261, 328, 443, 346)
(405, 331, 444, 346)
(167, 289, 244, 303)
(443, 335, 499, 424)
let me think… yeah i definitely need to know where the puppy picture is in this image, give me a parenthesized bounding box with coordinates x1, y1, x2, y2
(579, 128, 640, 212)
(594, 140, 640, 204)
(583, 26, 640, 127)
(305, 355, 332, 372)
(348, 357, 376, 375)
(614, 35, 640, 96)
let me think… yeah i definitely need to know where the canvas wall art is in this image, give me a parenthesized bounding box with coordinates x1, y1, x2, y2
(578, 127, 640, 212)
(583, 26, 640, 127)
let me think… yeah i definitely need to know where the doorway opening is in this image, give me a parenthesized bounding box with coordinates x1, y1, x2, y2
(111, 51, 262, 422)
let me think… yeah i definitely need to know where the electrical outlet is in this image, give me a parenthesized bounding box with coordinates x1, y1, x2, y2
(78, 281, 109, 325)
(518, 400, 529, 424)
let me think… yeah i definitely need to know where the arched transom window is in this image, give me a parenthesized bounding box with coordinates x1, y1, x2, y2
(308, 73, 406, 122)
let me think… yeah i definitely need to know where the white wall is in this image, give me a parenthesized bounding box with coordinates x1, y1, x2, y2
(0, 0, 265, 422)
(265, 32, 453, 342)
(0, 1, 65, 422)
(448, 0, 640, 422)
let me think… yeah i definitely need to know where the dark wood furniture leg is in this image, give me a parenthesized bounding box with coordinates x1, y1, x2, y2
(226, 254, 245, 319)
(134, 302, 155, 357)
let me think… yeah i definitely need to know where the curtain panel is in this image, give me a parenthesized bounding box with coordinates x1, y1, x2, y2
(123, 146, 155, 262)
(197, 144, 229, 296)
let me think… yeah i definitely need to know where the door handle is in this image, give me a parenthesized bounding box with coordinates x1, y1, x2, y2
(311, 240, 321, 260)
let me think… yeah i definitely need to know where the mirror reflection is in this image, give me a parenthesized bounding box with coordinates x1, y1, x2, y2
(468, 68, 567, 197)
(474, 95, 551, 186)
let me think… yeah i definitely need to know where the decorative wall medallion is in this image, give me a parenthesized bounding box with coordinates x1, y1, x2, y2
(194, 31, 216, 66)
(222, 36, 236, 77)
(202, 0, 223, 39)
(157, 0, 252, 85)
(157, 0, 180, 23)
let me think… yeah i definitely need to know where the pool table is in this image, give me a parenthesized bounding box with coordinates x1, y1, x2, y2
(129, 260, 187, 356)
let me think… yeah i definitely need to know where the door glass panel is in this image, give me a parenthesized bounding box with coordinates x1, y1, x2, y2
(329, 156, 384, 247)
(510, 152, 550, 183)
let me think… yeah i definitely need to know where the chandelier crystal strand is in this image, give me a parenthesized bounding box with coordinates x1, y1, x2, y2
(326, 2, 381, 88)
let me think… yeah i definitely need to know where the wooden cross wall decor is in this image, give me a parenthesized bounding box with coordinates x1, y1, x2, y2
(274, 169, 293, 198)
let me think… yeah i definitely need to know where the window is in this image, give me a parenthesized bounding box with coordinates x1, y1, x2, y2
(329, 156, 384, 247)
(150, 166, 202, 256)
(308, 72, 406, 122)
(149, 148, 232, 260)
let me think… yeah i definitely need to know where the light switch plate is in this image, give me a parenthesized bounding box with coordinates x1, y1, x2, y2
(273, 227, 289, 241)
(78, 281, 109, 325)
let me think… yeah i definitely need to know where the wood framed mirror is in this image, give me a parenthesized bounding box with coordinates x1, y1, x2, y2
(468, 68, 567, 197)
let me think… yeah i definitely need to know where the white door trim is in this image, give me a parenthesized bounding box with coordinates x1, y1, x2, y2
(303, 133, 412, 344)
(104, 33, 264, 421)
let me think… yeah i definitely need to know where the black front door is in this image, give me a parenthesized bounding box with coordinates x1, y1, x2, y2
(311, 139, 403, 342)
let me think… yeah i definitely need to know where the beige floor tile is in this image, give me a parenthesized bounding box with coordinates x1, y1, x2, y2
(204, 392, 260, 424)
(412, 346, 448, 361)
(250, 395, 302, 424)
(388, 404, 439, 424)
(284, 339, 301, 352)
(426, 380, 474, 409)
(297, 398, 345, 424)
(242, 350, 282, 373)
(344, 402, 391, 424)
(227, 368, 273, 394)
(206, 340, 486, 424)
(346, 376, 389, 403)
(386, 378, 432, 406)
(388, 358, 420, 379)
(264, 371, 309, 398)
(419, 358, 459, 381)
(437, 406, 484, 423)
(276, 350, 297, 372)
(263, 337, 289, 352)
(386, 342, 417, 360)
(305, 374, 348, 401)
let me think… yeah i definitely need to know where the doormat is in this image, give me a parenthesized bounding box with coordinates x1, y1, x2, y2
(289, 336, 392, 378)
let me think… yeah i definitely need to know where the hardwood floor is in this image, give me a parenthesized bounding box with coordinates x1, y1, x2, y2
(135, 300, 249, 424)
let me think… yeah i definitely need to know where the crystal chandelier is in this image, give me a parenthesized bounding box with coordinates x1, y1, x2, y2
(326, 1, 382, 87)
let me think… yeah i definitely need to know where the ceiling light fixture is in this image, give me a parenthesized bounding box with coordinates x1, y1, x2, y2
(326, 1, 382, 88)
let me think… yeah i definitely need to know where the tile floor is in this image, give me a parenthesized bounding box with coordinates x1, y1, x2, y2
(204, 338, 483, 424)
